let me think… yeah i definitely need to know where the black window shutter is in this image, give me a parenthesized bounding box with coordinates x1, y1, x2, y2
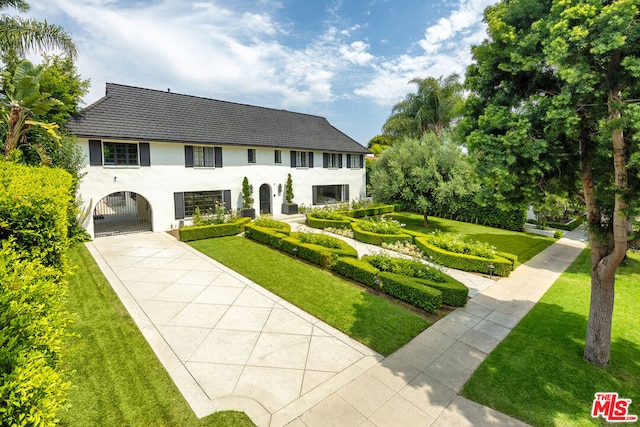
(89, 140, 102, 166)
(309, 152, 314, 168)
(344, 185, 350, 202)
(215, 147, 223, 168)
(291, 151, 297, 168)
(223, 190, 231, 211)
(185, 146, 194, 167)
(174, 192, 184, 219)
(139, 143, 150, 166)
(338, 154, 343, 168)
(347, 154, 352, 168)
(359, 154, 364, 169)
(323, 153, 328, 168)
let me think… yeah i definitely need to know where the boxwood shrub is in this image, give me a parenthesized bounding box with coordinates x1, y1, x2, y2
(415, 237, 513, 277)
(0, 163, 73, 269)
(347, 204, 395, 218)
(306, 215, 352, 230)
(179, 217, 251, 241)
(244, 223, 289, 247)
(362, 254, 445, 283)
(332, 257, 380, 288)
(279, 232, 358, 268)
(351, 222, 413, 246)
(416, 276, 468, 307)
(378, 272, 442, 313)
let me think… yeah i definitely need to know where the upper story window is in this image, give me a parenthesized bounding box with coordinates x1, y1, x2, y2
(89, 140, 150, 167)
(274, 149, 282, 164)
(248, 148, 256, 164)
(185, 145, 222, 168)
(347, 154, 364, 169)
(323, 152, 342, 168)
(194, 146, 214, 167)
(290, 150, 313, 168)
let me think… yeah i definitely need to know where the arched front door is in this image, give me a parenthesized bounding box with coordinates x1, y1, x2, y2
(259, 184, 271, 215)
(93, 191, 152, 237)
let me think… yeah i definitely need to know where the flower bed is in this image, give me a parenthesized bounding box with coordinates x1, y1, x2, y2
(351, 219, 413, 245)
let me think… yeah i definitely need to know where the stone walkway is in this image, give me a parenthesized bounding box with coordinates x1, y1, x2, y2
(87, 223, 588, 426)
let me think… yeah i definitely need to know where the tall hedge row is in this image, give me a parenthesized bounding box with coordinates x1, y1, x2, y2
(0, 163, 73, 426)
(0, 163, 73, 269)
(428, 195, 526, 231)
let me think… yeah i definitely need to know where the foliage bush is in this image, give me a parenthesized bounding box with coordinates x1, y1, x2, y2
(415, 236, 513, 277)
(0, 163, 73, 269)
(252, 216, 291, 233)
(244, 223, 289, 247)
(378, 272, 442, 313)
(0, 241, 71, 426)
(416, 276, 468, 307)
(279, 232, 358, 268)
(356, 216, 405, 234)
(307, 208, 349, 221)
(324, 227, 355, 238)
(347, 204, 396, 218)
(351, 221, 413, 246)
(192, 204, 240, 226)
(306, 215, 352, 230)
(427, 195, 526, 231)
(332, 257, 380, 288)
(422, 231, 496, 258)
(363, 253, 445, 282)
(179, 217, 251, 242)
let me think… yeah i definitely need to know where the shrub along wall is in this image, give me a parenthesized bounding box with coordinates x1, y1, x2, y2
(0, 163, 73, 269)
(415, 236, 513, 277)
(0, 163, 73, 426)
(179, 217, 251, 241)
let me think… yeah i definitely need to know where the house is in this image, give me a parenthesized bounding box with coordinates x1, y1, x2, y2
(66, 83, 369, 238)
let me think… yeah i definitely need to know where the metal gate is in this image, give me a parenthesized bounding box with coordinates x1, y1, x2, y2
(93, 191, 152, 237)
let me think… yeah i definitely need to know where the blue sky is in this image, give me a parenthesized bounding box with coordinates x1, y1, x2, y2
(26, 0, 496, 145)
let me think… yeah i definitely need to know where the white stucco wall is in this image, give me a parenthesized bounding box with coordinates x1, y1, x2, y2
(76, 139, 367, 237)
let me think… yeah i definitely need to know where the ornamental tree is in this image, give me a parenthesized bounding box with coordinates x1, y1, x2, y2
(463, 0, 640, 366)
(369, 133, 474, 226)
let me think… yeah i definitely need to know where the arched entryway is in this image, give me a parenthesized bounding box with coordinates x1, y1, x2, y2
(259, 184, 272, 215)
(93, 191, 152, 237)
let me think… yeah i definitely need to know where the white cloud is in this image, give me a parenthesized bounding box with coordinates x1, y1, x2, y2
(355, 0, 493, 106)
(339, 41, 374, 66)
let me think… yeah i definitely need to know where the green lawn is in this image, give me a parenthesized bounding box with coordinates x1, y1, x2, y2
(388, 212, 556, 265)
(60, 244, 255, 427)
(189, 236, 430, 356)
(462, 249, 640, 426)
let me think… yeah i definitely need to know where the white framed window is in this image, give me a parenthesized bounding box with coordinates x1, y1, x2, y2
(194, 146, 214, 167)
(297, 151, 308, 167)
(103, 142, 138, 166)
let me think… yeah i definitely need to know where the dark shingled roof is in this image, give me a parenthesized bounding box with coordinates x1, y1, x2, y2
(66, 83, 369, 154)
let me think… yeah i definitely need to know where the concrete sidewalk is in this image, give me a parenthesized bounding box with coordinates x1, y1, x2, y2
(288, 226, 588, 426)
(88, 224, 588, 426)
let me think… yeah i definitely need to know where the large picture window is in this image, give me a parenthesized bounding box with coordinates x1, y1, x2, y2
(103, 142, 138, 166)
(312, 185, 349, 205)
(183, 190, 223, 217)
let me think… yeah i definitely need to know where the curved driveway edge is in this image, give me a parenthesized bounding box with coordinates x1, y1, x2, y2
(86, 232, 382, 426)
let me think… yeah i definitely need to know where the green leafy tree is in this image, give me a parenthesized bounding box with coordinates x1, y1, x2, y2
(383, 74, 464, 140)
(285, 173, 294, 204)
(464, 0, 640, 366)
(0, 0, 76, 58)
(241, 176, 252, 209)
(369, 133, 474, 226)
(1, 59, 61, 162)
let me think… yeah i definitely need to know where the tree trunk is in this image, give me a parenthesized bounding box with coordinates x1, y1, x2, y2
(582, 90, 629, 367)
(423, 213, 429, 227)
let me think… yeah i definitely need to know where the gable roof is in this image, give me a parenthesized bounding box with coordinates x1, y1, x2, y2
(66, 83, 369, 154)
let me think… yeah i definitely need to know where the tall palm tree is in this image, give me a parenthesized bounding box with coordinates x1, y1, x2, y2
(383, 73, 463, 139)
(0, 0, 77, 58)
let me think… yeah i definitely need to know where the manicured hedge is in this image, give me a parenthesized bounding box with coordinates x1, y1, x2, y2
(244, 223, 289, 247)
(278, 233, 358, 268)
(179, 217, 251, 241)
(332, 257, 380, 288)
(0, 163, 73, 269)
(379, 272, 442, 313)
(0, 241, 71, 426)
(351, 222, 413, 245)
(306, 215, 352, 230)
(347, 204, 396, 218)
(416, 276, 468, 307)
(426, 195, 526, 231)
(415, 236, 513, 277)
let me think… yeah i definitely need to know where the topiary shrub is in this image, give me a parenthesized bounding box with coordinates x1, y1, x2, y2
(279, 232, 358, 267)
(306, 215, 352, 230)
(244, 223, 289, 247)
(351, 221, 413, 246)
(363, 253, 445, 283)
(416, 276, 468, 307)
(179, 217, 251, 241)
(332, 257, 380, 288)
(252, 216, 291, 233)
(415, 236, 513, 277)
(378, 271, 442, 313)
